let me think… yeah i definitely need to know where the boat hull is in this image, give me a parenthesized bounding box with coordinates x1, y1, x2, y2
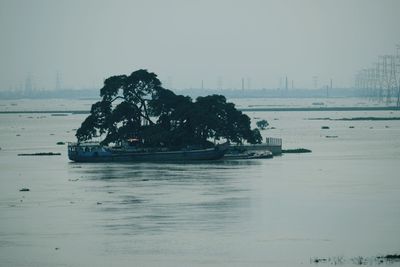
(68, 143, 227, 163)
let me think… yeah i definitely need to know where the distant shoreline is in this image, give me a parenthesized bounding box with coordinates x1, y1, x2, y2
(0, 106, 399, 114)
(239, 106, 400, 112)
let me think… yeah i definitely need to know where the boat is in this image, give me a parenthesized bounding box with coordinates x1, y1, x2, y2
(67, 142, 229, 162)
(224, 150, 273, 160)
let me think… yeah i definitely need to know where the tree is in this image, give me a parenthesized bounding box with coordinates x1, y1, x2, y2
(256, 119, 269, 130)
(76, 70, 161, 145)
(76, 69, 262, 148)
(193, 95, 262, 144)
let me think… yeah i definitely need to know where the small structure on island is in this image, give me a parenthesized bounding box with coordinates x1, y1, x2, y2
(227, 137, 282, 158)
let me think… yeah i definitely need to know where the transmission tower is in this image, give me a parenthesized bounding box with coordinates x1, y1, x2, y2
(374, 62, 383, 102)
(379, 56, 389, 103)
(367, 68, 379, 99)
(386, 55, 397, 104)
(354, 44, 400, 106)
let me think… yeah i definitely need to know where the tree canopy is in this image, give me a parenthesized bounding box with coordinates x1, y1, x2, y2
(76, 69, 262, 148)
(256, 119, 269, 130)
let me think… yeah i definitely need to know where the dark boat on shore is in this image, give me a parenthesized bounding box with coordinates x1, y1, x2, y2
(67, 142, 229, 162)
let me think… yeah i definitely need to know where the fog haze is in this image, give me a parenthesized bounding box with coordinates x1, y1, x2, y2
(0, 0, 399, 90)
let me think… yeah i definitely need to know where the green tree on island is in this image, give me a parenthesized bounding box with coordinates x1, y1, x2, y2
(76, 69, 262, 149)
(256, 119, 269, 130)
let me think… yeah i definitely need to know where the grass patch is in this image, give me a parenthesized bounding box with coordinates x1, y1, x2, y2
(309, 117, 400, 121)
(282, 148, 312, 153)
(18, 152, 61, 156)
(311, 254, 400, 265)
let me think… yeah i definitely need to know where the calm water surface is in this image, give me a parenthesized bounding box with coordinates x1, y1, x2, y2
(0, 99, 399, 266)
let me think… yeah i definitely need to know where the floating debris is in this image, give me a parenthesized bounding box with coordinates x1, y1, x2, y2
(19, 188, 30, 192)
(311, 258, 328, 263)
(56, 141, 65, 145)
(68, 178, 79, 182)
(97, 202, 102, 205)
(321, 126, 330, 129)
(325, 135, 338, 138)
(312, 102, 324, 106)
(352, 256, 367, 265)
(349, 126, 355, 128)
(51, 113, 69, 116)
(18, 152, 61, 156)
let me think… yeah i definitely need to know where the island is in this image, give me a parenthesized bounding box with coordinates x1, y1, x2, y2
(68, 69, 263, 162)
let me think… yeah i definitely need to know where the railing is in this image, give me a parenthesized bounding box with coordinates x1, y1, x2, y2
(265, 137, 282, 146)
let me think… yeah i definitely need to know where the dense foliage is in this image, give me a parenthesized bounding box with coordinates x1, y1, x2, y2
(256, 119, 269, 130)
(76, 69, 262, 148)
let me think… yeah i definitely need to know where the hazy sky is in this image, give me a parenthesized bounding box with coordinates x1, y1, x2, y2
(0, 0, 399, 91)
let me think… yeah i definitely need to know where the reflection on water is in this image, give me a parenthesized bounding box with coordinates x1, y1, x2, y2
(68, 161, 256, 235)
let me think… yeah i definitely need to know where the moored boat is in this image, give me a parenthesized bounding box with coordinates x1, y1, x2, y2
(67, 142, 229, 162)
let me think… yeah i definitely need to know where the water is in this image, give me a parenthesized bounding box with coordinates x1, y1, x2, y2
(1, 99, 400, 266)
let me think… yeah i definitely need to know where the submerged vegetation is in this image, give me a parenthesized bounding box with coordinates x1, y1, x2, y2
(311, 254, 400, 265)
(76, 69, 261, 148)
